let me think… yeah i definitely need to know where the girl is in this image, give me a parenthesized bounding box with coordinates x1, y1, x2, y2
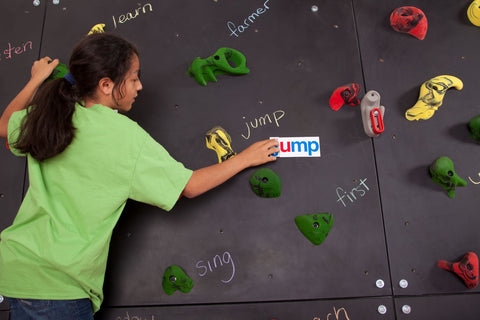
(0, 33, 278, 319)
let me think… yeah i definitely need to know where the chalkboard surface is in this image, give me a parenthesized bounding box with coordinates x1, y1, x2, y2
(0, 1, 43, 231)
(0, 0, 479, 319)
(355, 0, 480, 297)
(97, 296, 396, 320)
(39, 0, 390, 309)
(0, 0, 45, 313)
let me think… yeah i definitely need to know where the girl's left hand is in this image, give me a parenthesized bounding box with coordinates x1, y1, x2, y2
(30, 56, 59, 85)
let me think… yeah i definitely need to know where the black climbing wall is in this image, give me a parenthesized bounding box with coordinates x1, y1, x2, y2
(354, 0, 480, 299)
(354, 0, 480, 318)
(0, 0, 479, 319)
(0, 1, 45, 318)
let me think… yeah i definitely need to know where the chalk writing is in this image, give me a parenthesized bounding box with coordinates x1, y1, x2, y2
(112, 3, 153, 29)
(227, 0, 271, 37)
(195, 251, 235, 283)
(313, 306, 350, 320)
(241, 109, 285, 139)
(336, 178, 370, 207)
(1, 41, 33, 61)
(115, 313, 154, 320)
(468, 172, 480, 185)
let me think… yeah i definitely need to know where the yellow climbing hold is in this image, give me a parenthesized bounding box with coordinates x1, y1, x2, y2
(205, 126, 236, 163)
(88, 23, 106, 35)
(468, 0, 480, 27)
(405, 75, 463, 121)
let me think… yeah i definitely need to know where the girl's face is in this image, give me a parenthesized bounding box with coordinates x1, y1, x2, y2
(114, 54, 142, 112)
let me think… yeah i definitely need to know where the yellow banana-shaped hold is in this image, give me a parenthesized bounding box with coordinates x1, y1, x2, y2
(467, 0, 480, 27)
(205, 126, 236, 163)
(88, 23, 106, 35)
(405, 75, 463, 121)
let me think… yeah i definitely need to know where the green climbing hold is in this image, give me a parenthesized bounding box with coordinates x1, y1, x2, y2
(429, 156, 467, 198)
(249, 168, 281, 198)
(468, 115, 480, 142)
(162, 265, 193, 295)
(46, 62, 69, 82)
(187, 47, 250, 86)
(294, 213, 333, 245)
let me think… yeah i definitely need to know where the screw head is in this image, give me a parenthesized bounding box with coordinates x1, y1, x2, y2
(377, 305, 387, 314)
(399, 279, 409, 288)
(52, 0, 59, 4)
(311, 5, 318, 12)
(402, 305, 411, 314)
(33, 0, 40, 6)
(376, 279, 385, 288)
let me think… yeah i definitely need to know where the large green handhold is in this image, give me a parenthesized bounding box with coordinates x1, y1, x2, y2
(468, 115, 480, 142)
(162, 265, 193, 295)
(294, 213, 333, 245)
(46, 62, 69, 82)
(429, 156, 466, 198)
(249, 168, 281, 198)
(187, 47, 250, 86)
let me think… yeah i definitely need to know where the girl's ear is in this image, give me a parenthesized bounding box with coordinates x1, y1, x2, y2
(98, 77, 114, 96)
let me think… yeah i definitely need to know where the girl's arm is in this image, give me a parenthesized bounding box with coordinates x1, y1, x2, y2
(0, 57, 59, 139)
(182, 139, 278, 198)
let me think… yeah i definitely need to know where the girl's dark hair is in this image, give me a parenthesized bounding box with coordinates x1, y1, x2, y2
(13, 33, 139, 161)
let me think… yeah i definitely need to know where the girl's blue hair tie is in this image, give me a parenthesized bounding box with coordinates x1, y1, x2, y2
(64, 72, 75, 85)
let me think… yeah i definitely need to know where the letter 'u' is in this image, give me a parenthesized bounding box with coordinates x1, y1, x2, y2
(280, 141, 290, 152)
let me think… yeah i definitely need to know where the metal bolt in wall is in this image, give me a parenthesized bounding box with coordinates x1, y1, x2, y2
(376, 279, 385, 288)
(399, 279, 409, 288)
(402, 305, 412, 314)
(377, 305, 387, 315)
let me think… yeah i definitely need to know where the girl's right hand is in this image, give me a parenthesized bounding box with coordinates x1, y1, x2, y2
(236, 138, 279, 167)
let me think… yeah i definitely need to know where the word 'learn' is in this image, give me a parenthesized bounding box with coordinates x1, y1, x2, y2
(112, 3, 153, 29)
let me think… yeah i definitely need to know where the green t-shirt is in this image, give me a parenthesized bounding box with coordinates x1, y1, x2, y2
(0, 103, 193, 313)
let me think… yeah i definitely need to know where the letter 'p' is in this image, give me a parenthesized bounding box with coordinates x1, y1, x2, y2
(308, 141, 319, 156)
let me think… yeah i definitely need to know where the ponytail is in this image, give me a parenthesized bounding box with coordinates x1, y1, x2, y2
(13, 33, 138, 162)
(13, 77, 77, 161)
